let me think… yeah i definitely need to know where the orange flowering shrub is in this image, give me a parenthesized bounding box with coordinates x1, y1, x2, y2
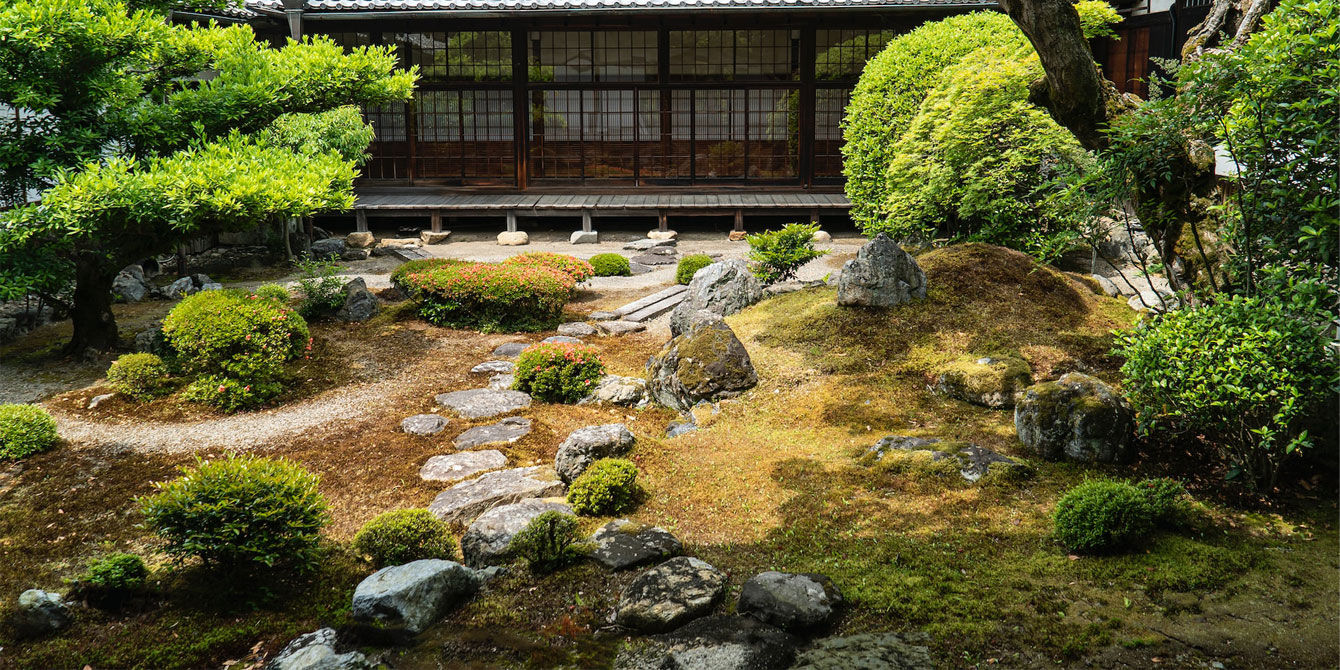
(503, 252, 595, 283)
(512, 341, 605, 403)
(402, 262, 576, 332)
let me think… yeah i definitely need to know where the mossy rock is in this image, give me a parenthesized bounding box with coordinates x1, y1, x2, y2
(934, 354, 1033, 408)
(646, 313, 758, 413)
(862, 435, 1027, 483)
(1014, 372, 1134, 463)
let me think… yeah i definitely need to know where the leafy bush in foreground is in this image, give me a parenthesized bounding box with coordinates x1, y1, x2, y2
(139, 455, 330, 573)
(568, 458, 640, 516)
(589, 253, 632, 277)
(508, 510, 581, 573)
(401, 262, 575, 332)
(513, 341, 605, 403)
(676, 254, 714, 285)
(353, 509, 456, 567)
(294, 257, 346, 319)
(747, 222, 829, 284)
(0, 404, 59, 460)
(107, 353, 172, 401)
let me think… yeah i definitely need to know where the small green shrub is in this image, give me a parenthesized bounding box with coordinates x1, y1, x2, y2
(0, 404, 59, 460)
(139, 454, 330, 573)
(1114, 296, 1338, 489)
(676, 254, 714, 285)
(353, 509, 456, 567)
(254, 284, 291, 302)
(512, 341, 605, 403)
(1053, 480, 1156, 554)
(401, 262, 575, 332)
(82, 553, 149, 592)
(1138, 477, 1191, 527)
(294, 257, 346, 319)
(106, 353, 171, 401)
(182, 375, 283, 412)
(161, 290, 310, 384)
(747, 222, 829, 284)
(390, 258, 468, 295)
(589, 253, 632, 277)
(567, 458, 640, 516)
(507, 510, 581, 573)
(503, 252, 595, 283)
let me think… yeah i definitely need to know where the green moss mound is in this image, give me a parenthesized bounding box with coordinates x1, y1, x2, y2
(568, 458, 640, 516)
(353, 509, 457, 567)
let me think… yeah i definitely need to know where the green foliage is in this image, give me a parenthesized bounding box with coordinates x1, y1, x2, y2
(1114, 295, 1338, 489)
(1075, 0, 1123, 38)
(401, 262, 576, 332)
(503, 252, 595, 283)
(746, 222, 829, 284)
(1053, 480, 1156, 553)
(567, 458, 640, 516)
(588, 253, 631, 277)
(82, 553, 148, 592)
(512, 342, 605, 404)
(259, 106, 375, 166)
(106, 352, 171, 401)
(507, 510, 581, 573)
(0, 403, 59, 460)
(139, 454, 330, 573)
(676, 254, 714, 286)
(182, 375, 284, 413)
(352, 509, 456, 568)
(1137, 478, 1191, 527)
(254, 284, 291, 302)
(293, 257, 346, 319)
(162, 289, 310, 384)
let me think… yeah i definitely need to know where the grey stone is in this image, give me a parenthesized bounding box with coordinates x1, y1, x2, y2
(1128, 289, 1180, 313)
(1015, 372, 1134, 464)
(557, 322, 598, 337)
(933, 355, 1033, 409)
(471, 360, 516, 374)
(666, 420, 698, 438)
(88, 393, 115, 410)
(454, 416, 532, 449)
(555, 423, 636, 483)
(617, 556, 728, 632)
(629, 262, 654, 275)
(863, 436, 1023, 483)
(112, 267, 151, 303)
(341, 249, 370, 262)
(624, 238, 677, 251)
(1090, 274, 1120, 297)
(836, 233, 927, 308)
(645, 246, 678, 257)
(428, 466, 566, 524)
(764, 280, 825, 296)
(590, 310, 622, 321)
(591, 519, 682, 570)
(790, 632, 934, 670)
(420, 230, 451, 245)
(615, 615, 798, 670)
(491, 342, 530, 359)
(542, 335, 583, 345)
(11, 589, 71, 637)
(199, 282, 223, 292)
(597, 320, 647, 336)
(737, 572, 842, 632)
(402, 414, 448, 436)
(336, 278, 379, 322)
(812, 230, 832, 244)
(487, 374, 515, 391)
(669, 259, 765, 337)
(435, 388, 531, 420)
(460, 499, 572, 567)
(647, 314, 758, 413)
(267, 628, 371, 670)
(310, 238, 346, 260)
(631, 253, 679, 267)
(163, 276, 195, 299)
(420, 450, 508, 483)
(570, 230, 599, 244)
(579, 375, 648, 407)
(351, 559, 479, 634)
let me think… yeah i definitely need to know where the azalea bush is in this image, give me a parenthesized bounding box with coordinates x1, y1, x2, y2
(568, 458, 640, 516)
(1053, 480, 1156, 553)
(390, 258, 468, 295)
(401, 262, 575, 332)
(503, 252, 595, 283)
(182, 375, 284, 413)
(513, 341, 605, 403)
(162, 290, 310, 383)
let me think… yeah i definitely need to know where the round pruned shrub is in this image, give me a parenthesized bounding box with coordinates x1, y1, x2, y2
(676, 254, 714, 285)
(1138, 477, 1191, 528)
(0, 403, 59, 460)
(507, 510, 581, 573)
(139, 454, 330, 573)
(390, 258, 469, 295)
(512, 341, 605, 403)
(106, 353, 172, 401)
(1114, 295, 1338, 489)
(504, 252, 595, 283)
(401, 262, 575, 332)
(589, 253, 632, 277)
(1053, 480, 1155, 554)
(82, 553, 149, 593)
(567, 458, 640, 516)
(161, 289, 310, 384)
(353, 509, 457, 567)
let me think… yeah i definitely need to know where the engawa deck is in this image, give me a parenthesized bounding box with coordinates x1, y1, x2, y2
(352, 192, 852, 233)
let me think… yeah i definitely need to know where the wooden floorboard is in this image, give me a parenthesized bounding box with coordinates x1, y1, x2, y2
(355, 191, 851, 215)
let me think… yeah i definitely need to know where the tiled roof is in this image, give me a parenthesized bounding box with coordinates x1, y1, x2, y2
(246, 0, 990, 12)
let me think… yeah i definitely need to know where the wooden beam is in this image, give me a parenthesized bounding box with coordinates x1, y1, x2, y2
(581, 209, 593, 233)
(734, 209, 744, 231)
(506, 210, 518, 232)
(430, 210, 443, 233)
(658, 209, 668, 232)
(355, 208, 369, 233)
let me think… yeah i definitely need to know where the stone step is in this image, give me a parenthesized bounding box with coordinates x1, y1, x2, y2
(624, 292, 688, 323)
(389, 246, 432, 262)
(614, 284, 688, 318)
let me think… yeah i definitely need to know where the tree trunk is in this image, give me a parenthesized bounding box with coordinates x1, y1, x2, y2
(65, 256, 120, 354)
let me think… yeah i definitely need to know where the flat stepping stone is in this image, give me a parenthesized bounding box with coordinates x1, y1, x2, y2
(471, 360, 516, 374)
(420, 450, 508, 483)
(630, 253, 678, 266)
(791, 632, 934, 670)
(613, 285, 688, 322)
(557, 322, 597, 337)
(460, 499, 573, 568)
(590, 519, 683, 570)
(624, 238, 677, 251)
(454, 416, 532, 450)
(402, 414, 448, 436)
(491, 342, 530, 359)
(487, 374, 514, 391)
(862, 436, 1022, 483)
(435, 388, 531, 419)
(629, 262, 654, 275)
(428, 466, 567, 525)
(617, 557, 727, 632)
(589, 311, 621, 321)
(597, 320, 646, 335)
(542, 335, 583, 345)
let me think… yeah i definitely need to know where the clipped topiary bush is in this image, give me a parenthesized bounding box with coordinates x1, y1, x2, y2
(1053, 480, 1156, 553)
(82, 553, 149, 592)
(567, 458, 640, 516)
(139, 454, 330, 573)
(1114, 296, 1338, 489)
(0, 404, 59, 460)
(353, 509, 457, 567)
(504, 252, 595, 283)
(676, 254, 714, 285)
(747, 222, 829, 284)
(589, 253, 632, 277)
(401, 262, 575, 332)
(513, 341, 605, 403)
(507, 510, 581, 573)
(161, 289, 310, 384)
(106, 352, 171, 401)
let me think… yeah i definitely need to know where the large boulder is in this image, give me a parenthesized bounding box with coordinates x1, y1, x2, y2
(790, 632, 934, 670)
(614, 615, 798, 670)
(616, 557, 728, 632)
(554, 423, 636, 483)
(352, 559, 479, 634)
(646, 313, 758, 413)
(335, 278, 380, 322)
(669, 259, 764, 337)
(737, 572, 843, 632)
(267, 628, 371, 670)
(934, 355, 1033, 409)
(590, 519, 683, 570)
(1014, 372, 1134, 463)
(10, 589, 71, 638)
(345, 232, 376, 249)
(310, 238, 346, 260)
(460, 499, 573, 567)
(428, 465, 566, 524)
(836, 233, 926, 308)
(112, 265, 151, 303)
(435, 388, 532, 420)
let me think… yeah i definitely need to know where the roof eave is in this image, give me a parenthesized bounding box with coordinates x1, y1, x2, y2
(300, 3, 997, 19)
